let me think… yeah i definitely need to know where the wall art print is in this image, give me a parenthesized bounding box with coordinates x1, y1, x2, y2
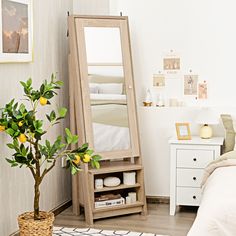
(184, 74, 198, 95)
(0, 0, 33, 63)
(198, 82, 208, 99)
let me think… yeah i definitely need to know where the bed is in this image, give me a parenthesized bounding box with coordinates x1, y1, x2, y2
(188, 151, 236, 236)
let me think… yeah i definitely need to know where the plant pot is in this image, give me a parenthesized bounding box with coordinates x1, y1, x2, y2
(18, 211, 54, 236)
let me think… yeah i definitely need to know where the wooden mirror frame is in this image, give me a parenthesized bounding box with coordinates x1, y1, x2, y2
(69, 15, 140, 160)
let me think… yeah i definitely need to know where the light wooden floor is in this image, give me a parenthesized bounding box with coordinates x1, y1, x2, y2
(55, 204, 197, 236)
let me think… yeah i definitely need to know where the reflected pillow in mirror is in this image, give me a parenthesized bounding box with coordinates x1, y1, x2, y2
(98, 83, 123, 95)
(89, 83, 99, 94)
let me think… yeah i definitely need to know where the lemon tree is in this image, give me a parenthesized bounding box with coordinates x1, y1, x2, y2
(0, 74, 101, 220)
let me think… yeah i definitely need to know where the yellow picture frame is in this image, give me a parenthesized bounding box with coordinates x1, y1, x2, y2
(175, 123, 191, 140)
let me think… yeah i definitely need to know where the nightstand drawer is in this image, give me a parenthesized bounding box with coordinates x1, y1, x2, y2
(176, 187, 201, 206)
(177, 149, 214, 168)
(177, 169, 204, 187)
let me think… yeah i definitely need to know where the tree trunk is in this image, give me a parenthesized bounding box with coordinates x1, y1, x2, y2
(34, 141, 41, 220)
(34, 180, 40, 220)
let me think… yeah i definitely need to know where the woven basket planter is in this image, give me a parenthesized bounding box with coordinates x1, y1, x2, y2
(18, 211, 54, 236)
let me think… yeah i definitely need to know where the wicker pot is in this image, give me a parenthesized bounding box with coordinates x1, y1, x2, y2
(18, 211, 54, 236)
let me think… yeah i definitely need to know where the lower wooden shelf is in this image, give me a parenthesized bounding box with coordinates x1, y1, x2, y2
(93, 201, 144, 219)
(93, 201, 144, 213)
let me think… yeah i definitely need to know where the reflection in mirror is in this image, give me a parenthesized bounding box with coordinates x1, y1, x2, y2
(84, 27, 131, 152)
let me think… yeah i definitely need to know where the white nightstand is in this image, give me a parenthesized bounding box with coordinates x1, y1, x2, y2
(169, 136, 224, 215)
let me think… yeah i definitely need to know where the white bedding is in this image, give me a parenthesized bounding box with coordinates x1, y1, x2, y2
(188, 166, 236, 236)
(90, 93, 126, 101)
(93, 122, 130, 152)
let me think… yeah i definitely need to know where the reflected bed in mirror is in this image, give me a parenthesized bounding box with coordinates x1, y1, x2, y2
(89, 73, 130, 152)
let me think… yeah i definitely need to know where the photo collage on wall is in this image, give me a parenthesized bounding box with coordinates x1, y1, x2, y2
(152, 50, 208, 106)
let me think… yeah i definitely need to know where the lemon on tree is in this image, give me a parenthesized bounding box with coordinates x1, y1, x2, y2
(39, 97, 47, 106)
(73, 155, 81, 165)
(18, 121, 23, 127)
(83, 154, 91, 163)
(0, 125, 5, 132)
(18, 133, 27, 143)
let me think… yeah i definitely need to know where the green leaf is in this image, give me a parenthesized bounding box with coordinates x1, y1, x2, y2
(33, 120, 43, 131)
(13, 139, 19, 148)
(65, 128, 72, 138)
(71, 135, 78, 144)
(71, 165, 77, 175)
(59, 143, 66, 149)
(13, 102, 18, 110)
(46, 114, 51, 122)
(86, 149, 94, 155)
(58, 107, 67, 118)
(66, 136, 73, 144)
(72, 143, 89, 154)
(19, 104, 25, 114)
(6, 158, 14, 164)
(20, 81, 27, 88)
(16, 114, 23, 120)
(95, 161, 100, 169)
(55, 80, 64, 86)
(49, 110, 56, 122)
(46, 140, 51, 149)
(65, 128, 73, 144)
(40, 84, 45, 94)
(6, 128, 15, 136)
(11, 163, 18, 167)
(13, 131, 20, 138)
(44, 91, 54, 99)
(92, 155, 102, 161)
(7, 143, 15, 149)
(51, 73, 56, 82)
(11, 122, 18, 131)
(26, 78, 32, 87)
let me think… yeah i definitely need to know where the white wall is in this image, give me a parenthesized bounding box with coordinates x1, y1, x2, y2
(110, 0, 236, 196)
(73, 0, 110, 15)
(0, 0, 72, 235)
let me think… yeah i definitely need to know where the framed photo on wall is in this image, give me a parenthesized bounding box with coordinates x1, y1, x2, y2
(163, 50, 180, 75)
(175, 123, 191, 140)
(0, 0, 33, 63)
(184, 75, 198, 96)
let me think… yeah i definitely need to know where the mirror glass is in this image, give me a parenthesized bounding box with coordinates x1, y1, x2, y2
(84, 27, 131, 152)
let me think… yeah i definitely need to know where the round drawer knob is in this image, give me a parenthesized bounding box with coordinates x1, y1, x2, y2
(193, 158, 197, 162)
(193, 196, 197, 200)
(193, 177, 197, 181)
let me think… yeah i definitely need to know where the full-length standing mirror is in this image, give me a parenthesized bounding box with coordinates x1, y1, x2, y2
(68, 16, 146, 225)
(85, 26, 130, 152)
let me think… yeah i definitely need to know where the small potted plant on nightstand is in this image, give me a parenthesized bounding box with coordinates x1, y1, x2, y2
(0, 75, 101, 236)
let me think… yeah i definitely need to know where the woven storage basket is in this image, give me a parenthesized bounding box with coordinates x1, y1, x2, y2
(18, 211, 54, 236)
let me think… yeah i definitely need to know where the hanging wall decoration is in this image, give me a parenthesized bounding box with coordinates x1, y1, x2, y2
(0, 0, 33, 63)
(163, 50, 180, 74)
(184, 74, 198, 95)
(198, 81, 208, 99)
(153, 72, 165, 87)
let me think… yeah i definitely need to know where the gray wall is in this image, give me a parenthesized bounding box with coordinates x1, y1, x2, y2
(0, 0, 72, 235)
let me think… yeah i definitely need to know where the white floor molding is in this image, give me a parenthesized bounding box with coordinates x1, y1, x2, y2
(53, 227, 168, 236)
